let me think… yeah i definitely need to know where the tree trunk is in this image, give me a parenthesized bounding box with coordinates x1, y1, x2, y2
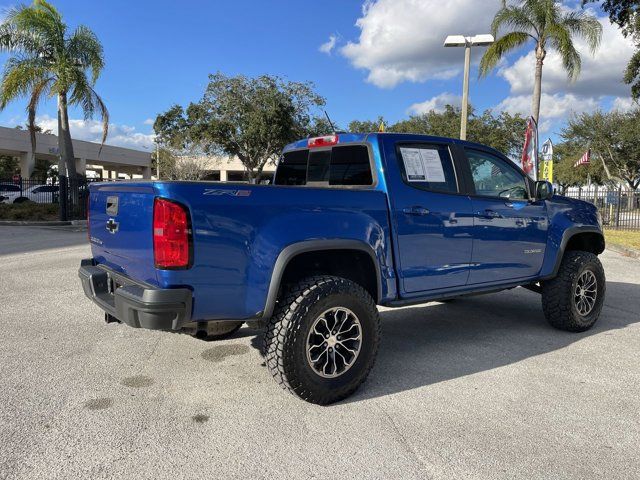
(58, 92, 76, 178)
(531, 45, 546, 125)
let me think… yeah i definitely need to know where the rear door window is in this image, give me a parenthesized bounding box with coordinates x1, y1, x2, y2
(397, 144, 458, 193)
(274, 145, 373, 186)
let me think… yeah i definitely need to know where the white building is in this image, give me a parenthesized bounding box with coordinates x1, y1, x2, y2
(0, 125, 152, 179)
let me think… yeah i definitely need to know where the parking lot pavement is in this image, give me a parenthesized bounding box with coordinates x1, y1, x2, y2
(0, 226, 639, 480)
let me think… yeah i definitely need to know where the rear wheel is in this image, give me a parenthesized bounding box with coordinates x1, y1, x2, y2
(541, 250, 605, 332)
(264, 276, 380, 405)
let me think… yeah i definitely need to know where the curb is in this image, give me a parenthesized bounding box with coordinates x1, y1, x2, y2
(0, 219, 87, 227)
(607, 243, 640, 259)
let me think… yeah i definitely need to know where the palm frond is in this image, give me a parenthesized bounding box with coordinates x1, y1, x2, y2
(479, 31, 531, 77)
(547, 24, 582, 81)
(0, 56, 48, 108)
(69, 71, 109, 151)
(67, 25, 104, 83)
(560, 10, 602, 54)
(491, 5, 539, 38)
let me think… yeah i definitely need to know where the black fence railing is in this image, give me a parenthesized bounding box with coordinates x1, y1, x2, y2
(562, 186, 640, 231)
(0, 176, 115, 221)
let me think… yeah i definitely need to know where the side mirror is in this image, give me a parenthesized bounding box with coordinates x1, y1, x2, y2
(535, 180, 554, 201)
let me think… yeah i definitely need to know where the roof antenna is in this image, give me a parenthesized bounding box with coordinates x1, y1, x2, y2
(324, 110, 337, 133)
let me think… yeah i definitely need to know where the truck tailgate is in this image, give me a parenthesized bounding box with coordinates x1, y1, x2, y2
(88, 183, 159, 285)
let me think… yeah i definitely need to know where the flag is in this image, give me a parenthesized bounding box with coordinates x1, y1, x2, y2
(540, 138, 553, 182)
(574, 149, 590, 167)
(521, 116, 538, 180)
(541, 138, 553, 161)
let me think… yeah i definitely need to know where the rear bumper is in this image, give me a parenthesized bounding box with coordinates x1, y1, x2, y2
(78, 259, 192, 330)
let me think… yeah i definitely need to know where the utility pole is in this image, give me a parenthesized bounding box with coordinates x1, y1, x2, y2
(444, 34, 494, 140)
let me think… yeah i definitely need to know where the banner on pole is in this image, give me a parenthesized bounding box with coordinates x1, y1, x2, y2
(540, 138, 553, 182)
(521, 117, 538, 180)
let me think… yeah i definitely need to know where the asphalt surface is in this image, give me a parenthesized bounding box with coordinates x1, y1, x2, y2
(0, 225, 639, 480)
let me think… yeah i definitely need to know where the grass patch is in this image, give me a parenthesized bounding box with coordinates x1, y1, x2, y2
(605, 229, 640, 251)
(0, 202, 60, 221)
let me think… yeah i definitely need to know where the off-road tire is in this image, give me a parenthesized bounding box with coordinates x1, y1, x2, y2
(541, 250, 605, 332)
(263, 275, 380, 405)
(197, 321, 243, 340)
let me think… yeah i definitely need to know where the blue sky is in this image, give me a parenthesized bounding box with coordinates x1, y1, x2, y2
(0, 0, 635, 152)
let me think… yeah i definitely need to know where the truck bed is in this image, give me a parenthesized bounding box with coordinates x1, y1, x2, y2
(88, 181, 393, 321)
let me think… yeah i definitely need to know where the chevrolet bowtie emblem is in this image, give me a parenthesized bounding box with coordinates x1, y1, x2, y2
(106, 218, 119, 234)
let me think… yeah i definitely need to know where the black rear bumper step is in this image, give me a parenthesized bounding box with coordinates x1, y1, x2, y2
(78, 259, 192, 330)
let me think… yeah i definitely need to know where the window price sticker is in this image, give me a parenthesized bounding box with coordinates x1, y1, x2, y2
(400, 147, 446, 183)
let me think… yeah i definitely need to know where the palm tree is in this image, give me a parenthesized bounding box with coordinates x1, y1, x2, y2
(479, 0, 602, 125)
(0, 0, 108, 178)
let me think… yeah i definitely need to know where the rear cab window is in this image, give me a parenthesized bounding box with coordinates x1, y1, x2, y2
(274, 145, 373, 187)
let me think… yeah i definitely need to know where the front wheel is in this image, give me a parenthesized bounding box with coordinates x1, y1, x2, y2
(541, 250, 605, 332)
(263, 276, 380, 405)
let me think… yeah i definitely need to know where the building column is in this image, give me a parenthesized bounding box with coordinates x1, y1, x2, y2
(142, 166, 152, 179)
(75, 158, 87, 177)
(219, 169, 228, 182)
(19, 152, 35, 178)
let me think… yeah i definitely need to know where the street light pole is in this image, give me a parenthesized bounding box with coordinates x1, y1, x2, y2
(444, 34, 494, 141)
(460, 43, 471, 140)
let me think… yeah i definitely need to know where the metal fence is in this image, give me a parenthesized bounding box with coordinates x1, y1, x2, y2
(0, 176, 113, 221)
(563, 186, 640, 231)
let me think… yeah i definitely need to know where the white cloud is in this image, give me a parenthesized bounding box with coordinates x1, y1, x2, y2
(408, 92, 462, 114)
(340, 0, 501, 88)
(496, 93, 600, 119)
(319, 34, 338, 55)
(498, 16, 634, 98)
(143, 118, 154, 125)
(611, 96, 638, 112)
(35, 115, 155, 151)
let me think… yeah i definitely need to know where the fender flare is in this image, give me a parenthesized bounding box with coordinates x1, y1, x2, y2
(261, 239, 382, 319)
(542, 226, 604, 280)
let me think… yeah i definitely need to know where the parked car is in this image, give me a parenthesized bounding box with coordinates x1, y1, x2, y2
(1, 184, 59, 204)
(0, 183, 21, 203)
(79, 133, 606, 404)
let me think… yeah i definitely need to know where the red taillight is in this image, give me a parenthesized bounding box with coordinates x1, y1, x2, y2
(153, 198, 191, 269)
(308, 134, 338, 148)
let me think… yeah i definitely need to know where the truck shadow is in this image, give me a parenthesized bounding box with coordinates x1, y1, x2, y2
(346, 280, 640, 403)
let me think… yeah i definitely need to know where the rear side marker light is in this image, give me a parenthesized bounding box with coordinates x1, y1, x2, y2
(153, 197, 192, 269)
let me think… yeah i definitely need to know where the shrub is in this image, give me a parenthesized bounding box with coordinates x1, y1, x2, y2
(0, 202, 60, 220)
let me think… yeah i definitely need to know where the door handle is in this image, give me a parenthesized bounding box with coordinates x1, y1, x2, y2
(479, 209, 501, 219)
(402, 206, 430, 216)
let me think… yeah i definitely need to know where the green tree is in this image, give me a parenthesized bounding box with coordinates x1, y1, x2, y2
(562, 109, 640, 191)
(348, 116, 387, 133)
(0, 0, 108, 178)
(348, 105, 527, 158)
(155, 73, 325, 182)
(480, 0, 602, 124)
(552, 142, 599, 193)
(150, 146, 177, 180)
(0, 155, 18, 178)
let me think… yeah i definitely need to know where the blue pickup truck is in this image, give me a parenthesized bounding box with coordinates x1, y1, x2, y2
(79, 133, 606, 404)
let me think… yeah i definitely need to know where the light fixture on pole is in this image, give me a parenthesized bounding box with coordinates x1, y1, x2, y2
(444, 34, 494, 140)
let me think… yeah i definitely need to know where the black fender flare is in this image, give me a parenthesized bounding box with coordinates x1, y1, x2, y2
(542, 226, 604, 280)
(261, 239, 382, 319)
